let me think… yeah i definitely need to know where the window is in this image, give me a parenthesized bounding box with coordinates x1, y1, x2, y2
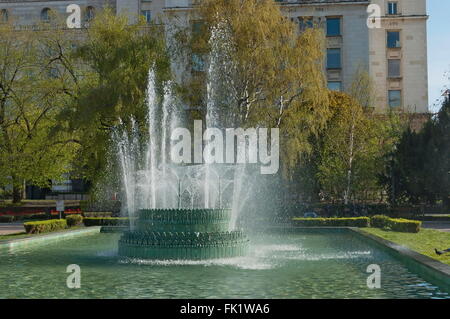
(388, 2, 398, 15)
(388, 90, 402, 107)
(192, 54, 205, 72)
(85, 6, 95, 22)
(387, 31, 400, 48)
(327, 48, 341, 69)
(0, 9, 8, 23)
(41, 8, 51, 22)
(326, 17, 341, 37)
(141, 10, 151, 24)
(328, 81, 342, 91)
(298, 17, 313, 32)
(192, 21, 204, 35)
(388, 59, 401, 78)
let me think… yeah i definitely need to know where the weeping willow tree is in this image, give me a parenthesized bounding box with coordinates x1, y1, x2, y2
(169, 0, 330, 177)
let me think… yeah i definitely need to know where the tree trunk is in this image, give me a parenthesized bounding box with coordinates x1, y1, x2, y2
(12, 184, 23, 203)
(345, 123, 355, 205)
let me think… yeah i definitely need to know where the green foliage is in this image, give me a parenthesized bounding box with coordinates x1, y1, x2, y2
(172, 0, 330, 176)
(383, 98, 450, 206)
(80, 199, 120, 214)
(24, 219, 67, 234)
(370, 215, 391, 228)
(314, 92, 402, 203)
(387, 218, 421, 233)
(292, 217, 370, 227)
(369, 215, 421, 233)
(56, 9, 171, 186)
(66, 214, 83, 227)
(0, 22, 80, 202)
(83, 217, 129, 227)
(83, 212, 113, 218)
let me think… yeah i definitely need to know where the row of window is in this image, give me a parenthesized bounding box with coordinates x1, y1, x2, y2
(326, 32, 401, 70)
(0, 7, 153, 24)
(328, 81, 402, 108)
(0, 7, 95, 23)
(295, 16, 341, 37)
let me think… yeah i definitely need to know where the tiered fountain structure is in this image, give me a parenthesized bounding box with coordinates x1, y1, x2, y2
(118, 209, 248, 259)
(115, 30, 251, 259)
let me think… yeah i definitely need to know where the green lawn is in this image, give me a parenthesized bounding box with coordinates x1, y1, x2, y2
(363, 228, 450, 265)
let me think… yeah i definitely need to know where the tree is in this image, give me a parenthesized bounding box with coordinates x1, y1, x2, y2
(0, 22, 79, 202)
(384, 97, 450, 206)
(57, 9, 171, 184)
(170, 0, 330, 176)
(316, 92, 396, 204)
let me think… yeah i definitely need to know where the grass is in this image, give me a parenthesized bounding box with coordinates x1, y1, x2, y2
(363, 228, 450, 265)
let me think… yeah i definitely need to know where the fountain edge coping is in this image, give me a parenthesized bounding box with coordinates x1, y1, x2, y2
(0, 226, 101, 249)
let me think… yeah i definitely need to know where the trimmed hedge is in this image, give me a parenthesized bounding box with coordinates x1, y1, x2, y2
(370, 215, 391, 228)
(24, 219, 67, 234)
(66, 214, 83, 227)
(292, 217, 370, 227)
(386, 218, 421, 233)
(83, 212, 113, 218)
(370, 215, 421, 233)
(83, 217, 129, 227)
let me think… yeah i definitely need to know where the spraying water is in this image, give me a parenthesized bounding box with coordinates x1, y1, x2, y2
(114, 23, 257, 231)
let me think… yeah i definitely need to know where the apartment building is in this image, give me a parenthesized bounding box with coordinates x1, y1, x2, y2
(0, 0, 429, 112)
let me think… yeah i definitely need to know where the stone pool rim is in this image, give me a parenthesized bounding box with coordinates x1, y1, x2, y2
(0, 226, 101, 249)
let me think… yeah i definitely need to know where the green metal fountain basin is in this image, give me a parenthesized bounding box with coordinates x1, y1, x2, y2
(118, 209, 249, 260)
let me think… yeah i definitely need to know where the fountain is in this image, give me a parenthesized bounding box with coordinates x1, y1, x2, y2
(115, 24, 250, 259)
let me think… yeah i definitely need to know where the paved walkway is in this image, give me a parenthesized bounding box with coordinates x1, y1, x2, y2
(0, 222, 25, 235)
(422, 221, 450, 233)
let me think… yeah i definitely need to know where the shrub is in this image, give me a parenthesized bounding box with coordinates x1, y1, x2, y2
(83, 212, 113, 218)
(66, 214, 83, 227)
(0, 215, 14, 223)
(370, 215, 391, 228)
(83, 217, 129, 227)
(24, 219, 67, 234)
(292, 217, 370, 227)
(386, 218, 421, 233)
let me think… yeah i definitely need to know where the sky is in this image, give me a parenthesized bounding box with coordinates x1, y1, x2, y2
(427, 0, 450, 112)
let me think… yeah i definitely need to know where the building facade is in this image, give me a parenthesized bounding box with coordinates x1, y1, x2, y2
(0, 0, 429, 112)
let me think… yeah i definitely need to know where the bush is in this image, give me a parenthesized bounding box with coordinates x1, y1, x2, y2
(83, 217, 129, 227)
(66, 214, 83, 227)
(369, 215, 421, 233)
(80, 200, 121, 214)
(83, 212, 113, 218)
(0, 215, 14, 223)
(386, 218, 421, 233)
(370, 215, 391, 228)
(24, 219, 67, 234)
(292, 217, 370, 227)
